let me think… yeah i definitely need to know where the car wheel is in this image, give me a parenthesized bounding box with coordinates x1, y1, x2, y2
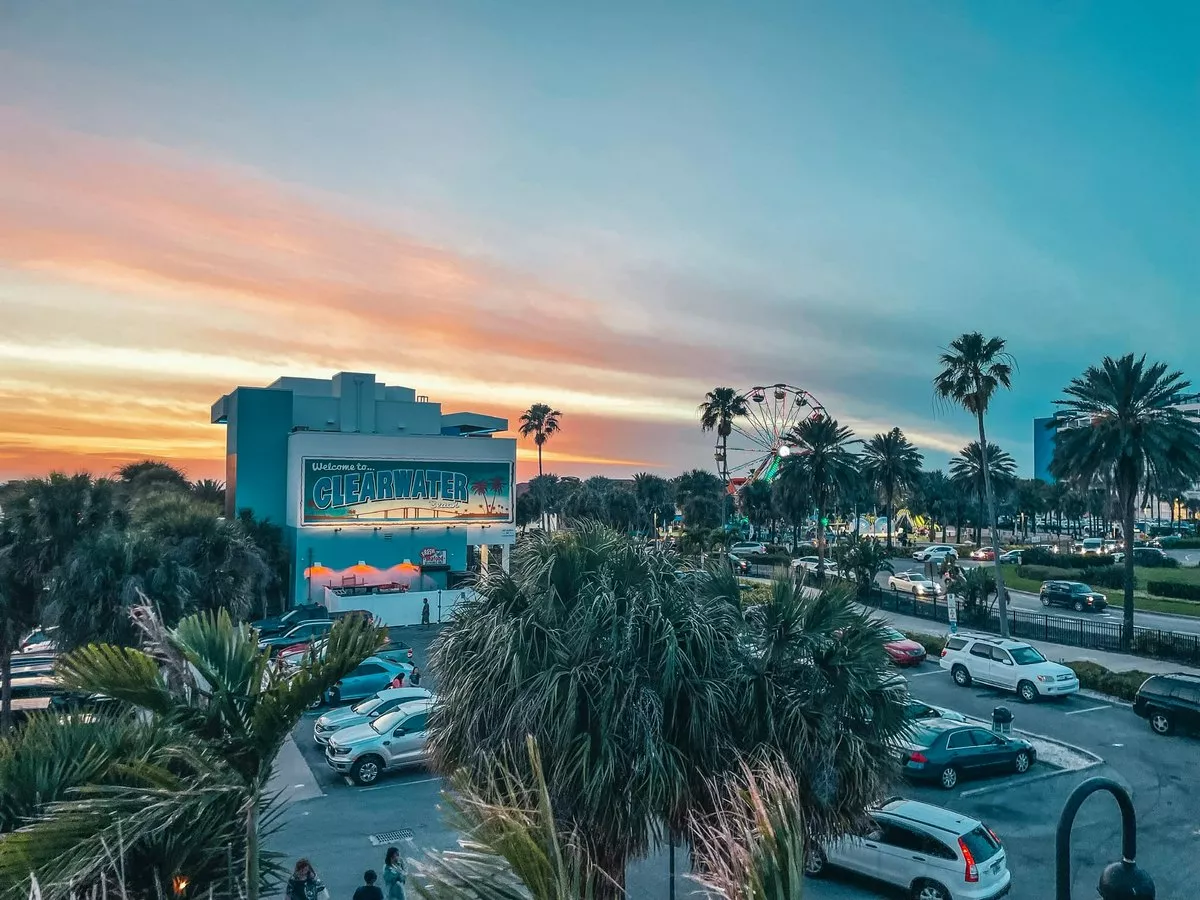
(1018, 680, 1038, 703)
(913, 880, 952, 900)
(1041, 595, 1051, 607)
(803, 845, 827, 878)
(1073, 599, 1085, 612)
(1150, 712, 1173, 735)
(1014, 750, 1032, 773)
(351, 755, 384, 786)
(951, 665, 972, 687)
(938, 765, 959, 789)
(308, 694, 324, 710)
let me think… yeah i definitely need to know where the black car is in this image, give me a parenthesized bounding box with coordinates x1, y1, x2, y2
(1039, 580, 1108, 612)
(1133, 672, 1200, 736)
(899, 721, 1036, 790)
(257, 619, 334, 655)
(250, 604, 329, 638)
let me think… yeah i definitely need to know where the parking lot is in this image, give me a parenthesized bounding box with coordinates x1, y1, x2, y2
(269, 634, 1200, 899)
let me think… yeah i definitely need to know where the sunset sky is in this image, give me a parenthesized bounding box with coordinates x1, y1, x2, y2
(2, 2, 1197, 483)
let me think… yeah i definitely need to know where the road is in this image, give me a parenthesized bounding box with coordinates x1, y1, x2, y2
(268, 627, 1200, 899)
(882, 556, 1200, 636)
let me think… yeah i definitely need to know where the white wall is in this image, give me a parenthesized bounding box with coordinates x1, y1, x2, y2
(323, 587, 475, 626)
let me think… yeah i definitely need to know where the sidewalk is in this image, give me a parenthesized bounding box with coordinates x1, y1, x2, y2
(866, 605, 1200, 677)
(267, 735, 323, 804)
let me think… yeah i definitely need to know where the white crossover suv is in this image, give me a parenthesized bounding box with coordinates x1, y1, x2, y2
(806, 797, 1011, 900)
(939, 634, 1079, 703)
(888, 571, 945, 598)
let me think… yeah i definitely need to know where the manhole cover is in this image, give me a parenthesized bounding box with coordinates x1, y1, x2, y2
(369, 829, 414, 845)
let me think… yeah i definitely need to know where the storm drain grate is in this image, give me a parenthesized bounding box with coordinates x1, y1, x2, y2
(369, 829, 414, 845)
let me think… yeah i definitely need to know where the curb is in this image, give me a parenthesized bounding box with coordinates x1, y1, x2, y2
(959, 760, 1103, 798)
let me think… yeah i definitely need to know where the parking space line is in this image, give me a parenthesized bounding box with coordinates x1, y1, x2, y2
(1064, 704, 1111, 716)
(354, 775, 443, 793)
(907, 669, 947, 678)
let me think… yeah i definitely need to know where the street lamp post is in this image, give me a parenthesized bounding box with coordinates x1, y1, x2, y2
(1056, 776, 1154, 899)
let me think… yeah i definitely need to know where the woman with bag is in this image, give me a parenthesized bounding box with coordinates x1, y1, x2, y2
(382, 846, 407, 900)
(285, 858, 328, 900)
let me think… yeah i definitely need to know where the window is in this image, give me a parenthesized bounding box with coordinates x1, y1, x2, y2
(946, 730, 974, 750)
(960, 826, 1002, 864)
(945, 637, 967, 652)
(970, 643, 994, 659)
(969, 729, 1003, 746)
(398, 712, 428, 733)
(1072, 584, 1094, 594)
(877, 823, 926, 852)
(354, 664, 384, 676)
(1010, 646, 1046, 665)
(990, 647, 1014, 666)
(919, 834, 958, 860)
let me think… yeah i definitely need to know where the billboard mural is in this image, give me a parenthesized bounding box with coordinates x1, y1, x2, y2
(302, 458, 513, 526)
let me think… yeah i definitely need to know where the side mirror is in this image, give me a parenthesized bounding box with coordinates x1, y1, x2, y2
(1002, 659, 1014, 666)
(393, 728, 407, 737)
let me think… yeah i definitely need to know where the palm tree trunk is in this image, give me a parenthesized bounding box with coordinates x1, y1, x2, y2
(885, 487, 894, 553)
(1121, 483, 1137, 652)
(976, 416, 1010, 637)
(537, 439, 544, 477)
(245, 790, 259, 900)
(0, 648, 11, 732)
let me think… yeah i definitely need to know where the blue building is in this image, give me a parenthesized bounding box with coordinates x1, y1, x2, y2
(1033, 416, 1056, 482)
(211, 372, 515, 610)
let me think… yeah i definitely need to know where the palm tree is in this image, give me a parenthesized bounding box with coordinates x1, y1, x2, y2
(782, 415, 859, 574)
(738, 479, 775, 542)
(34, 605, 385, 900)
(1050, 354, 1200, 647)
(518, 404, 563, 477)
(770, 465, 811, 553)
(632, 472, 675, 538)
(699, 388, 749, 483)
(934, 331, 1016, 633)
(949, 442, 1017, 545)
(859, 428, 924, 552)
(191, 478, 226, 508)
(427, 525, 739, 896)
(916, 470, 951, 542)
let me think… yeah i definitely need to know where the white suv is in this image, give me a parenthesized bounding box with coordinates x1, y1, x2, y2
(940, 634, 1079, 703)
(806, 797, 1010, 900)
(914, 545, 958, 563)
(730, 541, 768, 556)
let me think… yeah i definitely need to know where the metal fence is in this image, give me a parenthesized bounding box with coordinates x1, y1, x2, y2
(859, 586, 1200, 666)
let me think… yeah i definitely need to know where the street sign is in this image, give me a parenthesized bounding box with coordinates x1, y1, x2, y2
(947, 594, 958, 634)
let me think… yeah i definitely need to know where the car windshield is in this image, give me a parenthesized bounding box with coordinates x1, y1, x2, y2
(1071, 584, 1094, 593)
(352, 697, 383, 716)
(371, 709, 406, 734)
(960, 825, 1003, 863)
(882, 628, 906, 642)
(1010, 647, 1046, 665)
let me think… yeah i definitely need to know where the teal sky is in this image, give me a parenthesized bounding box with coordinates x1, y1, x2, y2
(0, 2, 1197, 479)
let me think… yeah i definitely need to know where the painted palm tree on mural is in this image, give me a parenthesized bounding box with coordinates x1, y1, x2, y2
(859, 427, 924, 552)
(934, 332, 1015, 635)
(699, 387, 749, 482)
(472, 479, 495, 515)
(519, 404, 563, 477)
(1050, 354, 1200, 648)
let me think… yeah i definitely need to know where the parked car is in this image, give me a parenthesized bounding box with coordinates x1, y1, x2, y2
(250, 604, 329, 638)
(258, 620, 333, 656)
(17, 627, 59, 655)
(882, 627, 927, 666)
(1112, 546, 1174, 567)
(913, 545, 959, 563)
(1133, 672, 1200, 736)
(997, 550, 1022, 565)
(888, 571, 945, 598)
(968, 547, 995, 561)
(1039, 581, 1108, 613)
(325, 698, 433, 785)
(727, 553, 751, 575)
(730, 541, 768, 556)
(325, 656, 413, 706)
(791, 556, 840, 577)
(805, 797, 1010, 900)
(904, 700, 967, 723)
(312, 686, 433, 745)
(940, 634, 1079, 702)
(898, 721, 1036, 790)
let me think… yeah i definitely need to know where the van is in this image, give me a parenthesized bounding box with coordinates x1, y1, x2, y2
(1073, 538, 1104, 555)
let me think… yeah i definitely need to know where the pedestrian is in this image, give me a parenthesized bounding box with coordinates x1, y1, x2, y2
(353, 870, 383, 900)
(421, 598, 430, 627)
(286, 859, 327, 900)
(382, 847, 407, 900)
(409, 666, 421, 687)
(389, 670, 406, 689)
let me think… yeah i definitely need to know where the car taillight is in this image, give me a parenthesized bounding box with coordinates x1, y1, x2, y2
(909, 751, 928, 763)
(940, 648, 948, 657)
(986, 825, 1002, 846)
(959, 838, 978, 883)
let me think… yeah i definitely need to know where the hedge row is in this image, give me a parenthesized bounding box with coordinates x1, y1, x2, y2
(1020, 547, 1117, 569)
(1064, 661, 1153, 702)
(903, 631, 949, 659)
(1147, 580, 1200, 602)
(1162, 537, 1200, 549)
(1015, 564, 1134, 590)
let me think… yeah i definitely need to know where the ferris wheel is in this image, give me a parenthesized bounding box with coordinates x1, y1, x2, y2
(715, 383, 829, 486)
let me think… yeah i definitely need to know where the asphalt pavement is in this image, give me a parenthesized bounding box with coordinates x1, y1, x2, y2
(882, 555, 1200, 636)
(267, 622, 1200, 900)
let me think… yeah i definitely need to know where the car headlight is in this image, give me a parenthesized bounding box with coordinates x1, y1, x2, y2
(1036, 675, 1049, 682)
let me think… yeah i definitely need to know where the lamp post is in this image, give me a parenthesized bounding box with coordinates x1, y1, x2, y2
(1056, 776, 1154, 899)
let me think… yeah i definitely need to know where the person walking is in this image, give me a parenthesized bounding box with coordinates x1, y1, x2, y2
(420, 598, 430, 627)
(353, 870, 383, 900)
(382, 847, 407, 900)
(409, 666, 421, 687)
(286, 859, 327, 900)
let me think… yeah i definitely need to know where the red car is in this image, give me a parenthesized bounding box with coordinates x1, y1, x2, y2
(882, 627, 927, 666)
(969, 547, 996, 561)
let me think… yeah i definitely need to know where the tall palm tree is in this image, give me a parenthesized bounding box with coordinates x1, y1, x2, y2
(738, 479, 775, 542)
(632, 472, 675, 537)
(191, 478, 226, 508)
(1050, 354, 1200, 647)
(934, 332, 1016, 633)
(699, 388, 749, 483)
(949, 442, 1017, 545)
(859, 428, 924, 552)
(518, 404, 563, 477)
(782, 415, 859, 574)
(916, 470, 951, 542)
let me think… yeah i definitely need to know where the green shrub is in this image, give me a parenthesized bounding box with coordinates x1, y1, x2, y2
(746, 552, 792, 567)
(739, 583, 774, 606)
(1161, 537, 1200, 549)
(1082, 565, 1133, 590)
(1064, 661, 1153, 702)
(1136, 552, 1180, 568)
(1015, 564, 1074, 582)
(1147, 580, 1200, 601)
(903, 630, 948, 658)
(1021, 547, 1115, 569)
